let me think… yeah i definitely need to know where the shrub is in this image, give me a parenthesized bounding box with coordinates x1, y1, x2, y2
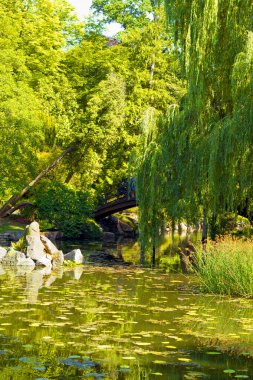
(160, 255, 181, 272)
(34, 181, 102, 239)
(196, 237, 253, 297)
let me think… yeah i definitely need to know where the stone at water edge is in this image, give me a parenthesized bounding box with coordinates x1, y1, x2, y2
(36, 257, 52, 269)
(26, 221, 47, 261)
(0, 247, 7, 262)
(52, 250, 64, 267)
(40, 235, 64, 267)
(64, 249, 84, 264)
(40, 235, 59, 255)
(16, 258, 35, 268)
(1, 249, 26, 266)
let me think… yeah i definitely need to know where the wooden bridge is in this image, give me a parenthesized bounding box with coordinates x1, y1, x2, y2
(94, 196, 137, 220)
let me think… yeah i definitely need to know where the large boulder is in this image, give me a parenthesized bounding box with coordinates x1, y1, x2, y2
(26, 221, 46, 261)
(40, 235, 59, 255)
(36, 257, 52, 269)
(0, 247, 7, 263)
(64, 249, 84, 264)
(17, 257, 36, 268)
(2, 249, 26, 266)
(40, 235, 64, 267)
(102, 232, 115, 241)
(118, 221, 134, 234)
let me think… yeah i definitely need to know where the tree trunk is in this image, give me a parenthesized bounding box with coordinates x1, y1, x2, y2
(202, 209, 208, 251)
(6, 202, 35, 216)
(149, 53, 156, 88)
(210, 214, 217, 241)
(140, 243, 145, 265)
(65, 171, 74, 184)
(151, 243, 156, 267)
(0, 144, 76, 218)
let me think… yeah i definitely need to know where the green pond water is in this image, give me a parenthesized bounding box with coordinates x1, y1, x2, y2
(0, 237, 253, 379)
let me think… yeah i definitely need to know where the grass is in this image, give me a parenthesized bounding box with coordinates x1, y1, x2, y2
(0, 223, 25, 233)
(196, 237, 253, 297)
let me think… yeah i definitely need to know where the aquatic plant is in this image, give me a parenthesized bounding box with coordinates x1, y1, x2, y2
(196, 238, 253, 297)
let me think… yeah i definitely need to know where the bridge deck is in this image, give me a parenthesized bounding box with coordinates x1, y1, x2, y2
(94, 197, 137, 220)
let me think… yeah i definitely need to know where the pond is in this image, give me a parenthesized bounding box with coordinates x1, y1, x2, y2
(57, 231, 201, 267)
(0, 253, 252, 379)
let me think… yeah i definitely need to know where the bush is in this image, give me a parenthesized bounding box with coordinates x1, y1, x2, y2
(34, 181, 102, 239)
(196, 237, 253, 297)
(160, 255, 181, 272)
(214, 213, 251, 236)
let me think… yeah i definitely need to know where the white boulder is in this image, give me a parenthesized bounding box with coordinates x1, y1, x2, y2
(64, 249, 84, 264)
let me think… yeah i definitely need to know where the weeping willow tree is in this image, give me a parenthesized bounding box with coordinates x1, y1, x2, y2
(136, 0, 253, 252)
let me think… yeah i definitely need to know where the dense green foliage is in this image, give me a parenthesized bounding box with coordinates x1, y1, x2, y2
(35, 182, 101, 239)
(0, 0, 184, 235)
(136, 0, 253, 248)
(0, 0, 80, 201)
(1, 0, 252, 245)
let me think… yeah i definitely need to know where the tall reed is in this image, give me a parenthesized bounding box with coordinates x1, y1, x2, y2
(196, 238, 253, 297)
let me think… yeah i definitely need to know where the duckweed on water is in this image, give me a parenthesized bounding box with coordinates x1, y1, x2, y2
(0, 265, 252, 379)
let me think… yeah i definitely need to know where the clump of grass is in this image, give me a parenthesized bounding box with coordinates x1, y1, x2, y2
(63, 260, 82, 268)
(11, 237, 26, 252)
(196, 237, 253, 297)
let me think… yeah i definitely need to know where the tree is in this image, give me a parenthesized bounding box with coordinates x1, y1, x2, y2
(135, 0, 253, 245)
(64, 1, 184, 200)
(0, 0, 81, 206)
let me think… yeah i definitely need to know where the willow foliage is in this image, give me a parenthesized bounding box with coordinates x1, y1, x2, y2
(136, 0, 253, 245)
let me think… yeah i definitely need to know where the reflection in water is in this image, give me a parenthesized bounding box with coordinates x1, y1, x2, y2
(0, 263, 252, 379)
(58, 231, 201, 267)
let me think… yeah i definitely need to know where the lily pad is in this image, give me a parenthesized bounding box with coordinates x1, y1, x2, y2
(223, 369, 236, 374)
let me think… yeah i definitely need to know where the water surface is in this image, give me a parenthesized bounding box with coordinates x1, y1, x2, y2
(0, 263, 252, 379)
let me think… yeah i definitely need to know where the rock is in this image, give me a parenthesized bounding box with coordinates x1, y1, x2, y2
(64, 249, 84, 264)
(43, 230, 64, 240)
(46, 254, 53, 261)
(52, 250, 64, 267)
(40, 235, 59, 255)
(102, 232, 115, 241)
(2, 249, 26, 266)
(118, 221, 134, 233)
(40, 235, 64, 267)
(0, 247, 7, 262)
(0, 232, 23, 242)
(36, 257, 52, 269)
(26, 221, 46, 261)
(17, 258, 35, 268)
